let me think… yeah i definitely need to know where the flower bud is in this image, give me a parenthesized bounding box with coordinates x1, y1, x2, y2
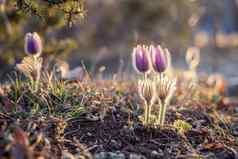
(132, 45, 150, 73)
(24, 32, 42, 57)
(150, 45, 167, 73)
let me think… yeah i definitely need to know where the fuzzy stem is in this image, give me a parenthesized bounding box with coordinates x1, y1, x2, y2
(32, 56, 40, 92)
(160, 85, 176, 126)
(144, 101, 148, 125)
(144, 73, 148, 80)
(159, 101, 167, 126)
(147, 103, 152, 124)
(189, 64, 198, 82)
(156, 98, 163, 125)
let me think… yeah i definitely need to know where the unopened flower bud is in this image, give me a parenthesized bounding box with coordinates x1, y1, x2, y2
(150, 45, 168, 73)
(132, 45, 150, 73)
(24, 32, 42, 57)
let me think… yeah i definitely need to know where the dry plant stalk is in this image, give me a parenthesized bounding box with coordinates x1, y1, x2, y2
(186, 46, 200, 81)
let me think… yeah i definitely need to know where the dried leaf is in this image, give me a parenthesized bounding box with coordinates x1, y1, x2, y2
(203, 142, 224, 150)
(14, 128, 29, 146)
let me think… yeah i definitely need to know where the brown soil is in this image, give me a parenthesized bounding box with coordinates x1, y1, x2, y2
(0, 81, 238, 159)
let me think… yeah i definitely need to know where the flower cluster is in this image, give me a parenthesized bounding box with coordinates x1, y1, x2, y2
(132, 44, 176, 126)
(132, 45, 170, 74)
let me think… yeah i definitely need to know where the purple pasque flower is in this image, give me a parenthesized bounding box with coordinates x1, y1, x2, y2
(150, 45, 167, 73)
(24, 32, 42, 57)
(132, 45, 150, 73)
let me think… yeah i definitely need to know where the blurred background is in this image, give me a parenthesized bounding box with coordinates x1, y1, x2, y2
(1, 0, 238, 80)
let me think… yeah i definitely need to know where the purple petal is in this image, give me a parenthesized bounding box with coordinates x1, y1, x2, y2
(25, 33, 42, 56)
(151, 46, 167, 72)
(27, 37, 40, 54)
(134, 46, 149, 73)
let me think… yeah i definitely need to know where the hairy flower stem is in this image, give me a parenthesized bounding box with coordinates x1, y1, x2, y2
(147, 103, 152, 124)
(192, 68, 198, 83)
(155, 74, 176, 126)
(143, 73, 151, 125)
(144, 73, 148, 80)
(30, 56, 41, 92)
(158, 99, 167, 126)
(30, 80, 38, 92)
(144, 101, 148, 125)
(156, 98, 162, 125)
(143, 101, 153, 125)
